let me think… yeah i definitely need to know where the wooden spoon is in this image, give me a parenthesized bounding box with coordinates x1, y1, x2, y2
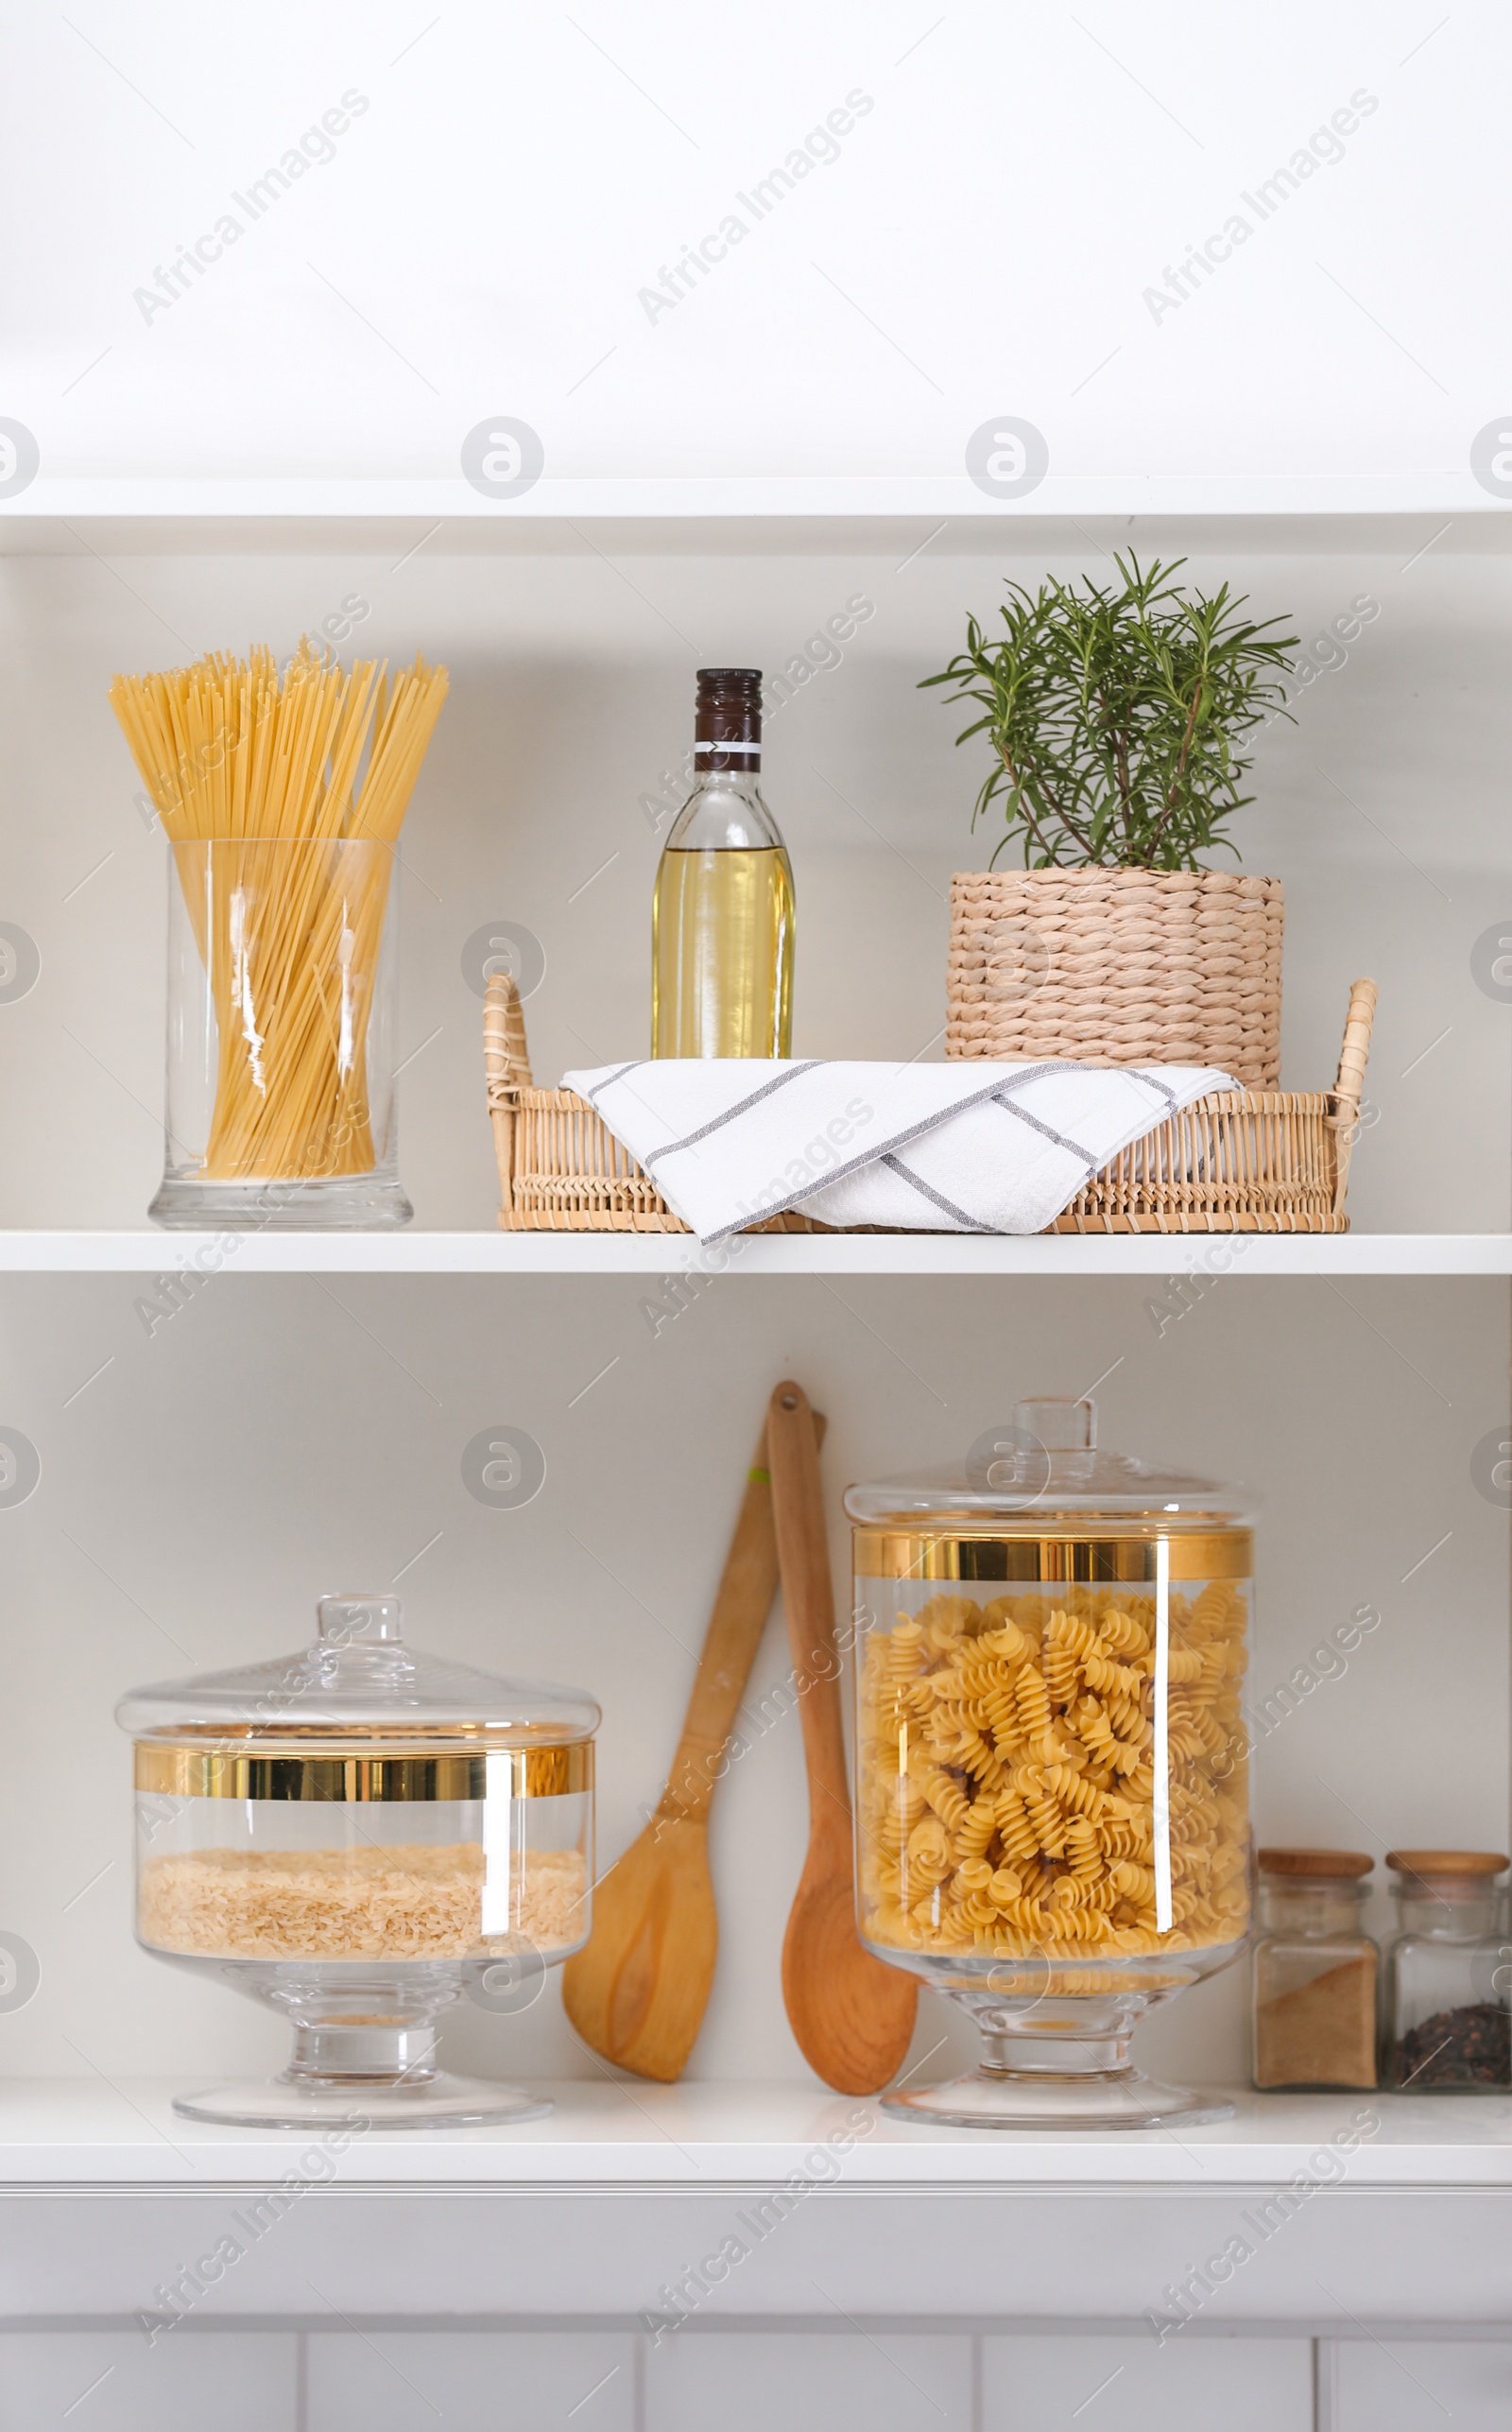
(561, 1411, 823, 2082)
(766, 1380, 918, 2096)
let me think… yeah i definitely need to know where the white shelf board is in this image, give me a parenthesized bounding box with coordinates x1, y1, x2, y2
(0, 2078, 1503, 2189)
(3, 1230, 1507, 1277)
(2, 477, 1510, 554)
(7, 2080, 1511, 2332)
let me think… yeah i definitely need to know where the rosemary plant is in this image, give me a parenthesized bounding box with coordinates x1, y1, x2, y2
(921, 554, 1297, 871)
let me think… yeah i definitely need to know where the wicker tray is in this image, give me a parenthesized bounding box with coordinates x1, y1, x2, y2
(485, 976, 1376, 1235)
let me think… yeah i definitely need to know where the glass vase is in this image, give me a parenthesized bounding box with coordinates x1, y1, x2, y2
(150, 837, 411, 1230)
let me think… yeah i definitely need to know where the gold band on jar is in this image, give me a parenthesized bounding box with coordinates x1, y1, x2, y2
(134, 1742, 593, 1802)
(850, 1526, 1252, 1586)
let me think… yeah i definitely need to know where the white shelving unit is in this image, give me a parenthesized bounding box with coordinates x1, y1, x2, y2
(4, 440, 1510, 2400)
(3, 499, 1508, 2413)
(3, 9, 1511, 2413)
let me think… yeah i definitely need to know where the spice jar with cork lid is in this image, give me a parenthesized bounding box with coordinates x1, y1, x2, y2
(1383, 1851, 1510, 2092)
(1251, 1850, 1377, 2090)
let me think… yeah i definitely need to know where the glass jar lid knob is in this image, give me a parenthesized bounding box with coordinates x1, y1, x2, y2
(1013, 1396, 1095, 1450)
(317, 1591, 404, 1645)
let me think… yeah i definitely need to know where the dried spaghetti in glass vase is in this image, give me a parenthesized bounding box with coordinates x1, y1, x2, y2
(848, 1398, 1254, 2129)
(109, 641, 448, 1229)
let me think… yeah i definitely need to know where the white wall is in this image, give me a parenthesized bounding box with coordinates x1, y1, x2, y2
(0, 1271, 1503, 2092)
(3, 2, 1503, 500)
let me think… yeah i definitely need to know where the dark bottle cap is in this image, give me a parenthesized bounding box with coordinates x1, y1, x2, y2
(696, 667, 763, 771)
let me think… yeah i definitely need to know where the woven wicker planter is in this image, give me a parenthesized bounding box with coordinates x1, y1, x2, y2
(947, 869, 1284, 1089)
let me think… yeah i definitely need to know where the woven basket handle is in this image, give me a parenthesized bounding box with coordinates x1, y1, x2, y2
(1332, 977, 1377, 1117)
(484, 968, 533, 1098)
(484, 970, 533, 1219)
(1329, 976, 1378, 1215)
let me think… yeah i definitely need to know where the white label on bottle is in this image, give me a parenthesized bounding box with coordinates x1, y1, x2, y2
(1153, 1537, 1173, 1934)
(696, 740, 761, 751)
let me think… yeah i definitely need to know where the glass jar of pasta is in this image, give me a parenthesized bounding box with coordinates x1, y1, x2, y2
(118, 1590, 597, 2129)
(848, 1397, 1253, 2130)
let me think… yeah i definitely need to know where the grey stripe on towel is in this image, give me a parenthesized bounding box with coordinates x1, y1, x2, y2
(993, 1091, 1097, 1167)
(584, 1060, 647, 1103)
(1128, 1066, 1178, 1107)
(880, 1153, 994, 1232)
(641, 1061, 821, 1172)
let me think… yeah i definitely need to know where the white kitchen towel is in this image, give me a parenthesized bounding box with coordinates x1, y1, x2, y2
(559, 1058, 1237, 1242)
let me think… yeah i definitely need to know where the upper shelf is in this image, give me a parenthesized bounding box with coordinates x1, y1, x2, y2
(3, 476, 1511, 555)
(3, 1232, 1506, 1277)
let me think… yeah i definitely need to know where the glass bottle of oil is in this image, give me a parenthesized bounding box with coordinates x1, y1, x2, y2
(651, 667, 794, 1057)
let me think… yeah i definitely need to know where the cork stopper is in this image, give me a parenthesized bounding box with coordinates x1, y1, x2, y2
(1258, 1848, 1372, 1879)
(1386, 1849, 1508, 1879)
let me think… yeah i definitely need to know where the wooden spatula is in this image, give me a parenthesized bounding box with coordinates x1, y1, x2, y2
(766, 1380, 919, 2096)
(561, 1411, 824, 2082)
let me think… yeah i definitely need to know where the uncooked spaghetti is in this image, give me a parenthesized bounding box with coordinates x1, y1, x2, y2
(109, 641, 448, 1182)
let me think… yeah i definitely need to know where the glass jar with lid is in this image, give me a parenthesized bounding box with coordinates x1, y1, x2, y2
(1383, 1850, 1510, 2092)
(1251, 1850, 1377, 2090)
(117, 1590, 598, 2128)
(847, 1396, 1254, 2130)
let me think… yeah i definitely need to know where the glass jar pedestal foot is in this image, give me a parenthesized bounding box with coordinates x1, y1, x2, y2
(173, 2019, 552, 2131)
(881, 1990, 1235, 2133)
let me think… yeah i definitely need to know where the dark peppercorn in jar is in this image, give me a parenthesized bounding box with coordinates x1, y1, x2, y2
(1383, 1850, 1510, 2091)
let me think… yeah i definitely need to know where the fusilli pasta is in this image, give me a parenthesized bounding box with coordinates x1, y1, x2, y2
(856, 1580, 1249, 1961)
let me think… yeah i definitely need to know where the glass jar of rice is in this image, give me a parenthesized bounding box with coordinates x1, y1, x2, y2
(118, 1591, 597, 2130)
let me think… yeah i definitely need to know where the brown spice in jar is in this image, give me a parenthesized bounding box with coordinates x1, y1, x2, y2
(1255, 1953, 1377, 2088)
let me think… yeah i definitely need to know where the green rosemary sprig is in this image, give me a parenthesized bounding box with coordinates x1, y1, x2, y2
(920, 554, 1297, 871)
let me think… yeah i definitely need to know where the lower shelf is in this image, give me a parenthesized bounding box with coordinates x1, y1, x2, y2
(3, 2076, 1510, 2185)
(3, 2079, 1511, 2334)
